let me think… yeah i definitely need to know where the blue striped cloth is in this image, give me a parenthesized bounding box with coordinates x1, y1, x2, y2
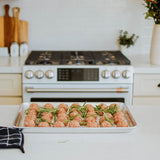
(0, 127, 24, 153)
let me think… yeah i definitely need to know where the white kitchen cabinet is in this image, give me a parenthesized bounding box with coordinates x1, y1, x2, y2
(0, 74, 22, 105)
(133, 74, 160, 105)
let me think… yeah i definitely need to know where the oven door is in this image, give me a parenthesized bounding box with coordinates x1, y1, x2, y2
(23, 83, 133, 105)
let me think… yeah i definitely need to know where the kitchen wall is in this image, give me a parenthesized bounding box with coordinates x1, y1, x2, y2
(0, 0, 154, 55)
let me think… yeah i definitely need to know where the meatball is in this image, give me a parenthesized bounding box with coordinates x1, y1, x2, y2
(27, 110, 37, 119)
(57, 115, 68, 126)
(70, 103, 81, 111)
(73, 115, 83, 123)
(98, 103, 107, 109)
(116, 120, 128, 127)
(98, 103, 108, 116)
(53, 121, 65, 128)
(38, 122, 50, 127)
(42, 114, 52, 123)
(44, 103, 54, 109)
(99, 113, 113, 124)
(114, 114, 124, 124)
(86, 104, 95, 112)
(27, 113, 37, 120)
(24, 116, 35, 127)
(106, 113, 113, 119)
(71, 103, 81, 108)
(113, 110, 124, 118)
(42, 112, 53, 119)
(100, 121, 112, 127)
(87, 121, 98, 128)
(28, 109, 37, 115)
(69, 110, 79, 117)
(29, 103, 39, 111)
(85, 116, 96, 123)
(99, 116, 106, 124)
(69, 120, 80, 127)
(57, 113, 67, 118)
(57, 107, 66, 114)
(58, 103, 68, 112)
(109, 103, 120, 109)
(87, 111, 97, 119)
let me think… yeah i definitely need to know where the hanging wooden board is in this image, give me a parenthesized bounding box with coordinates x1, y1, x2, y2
(0, 17, 4, 47)
(4, 4, 13, 48)
(19, 19, 28, 44)
(12, 7, 29, 44)
(0, 5, 29, 49)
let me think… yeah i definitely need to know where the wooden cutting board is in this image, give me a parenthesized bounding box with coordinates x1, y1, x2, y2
(0, 16, 4, 47)
(0, 5, 28, 48)
(0, 4, 11, 47)
(19, 19, 28, 44)
(12, 7, 28, 44)
(4, 5, 13, 48)
(12, 7, 20, 43)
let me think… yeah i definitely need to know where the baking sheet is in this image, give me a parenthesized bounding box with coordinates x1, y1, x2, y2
(13, 102, 137, 133)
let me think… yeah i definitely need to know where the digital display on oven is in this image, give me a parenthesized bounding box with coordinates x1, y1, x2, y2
(57, 68, 99, 81)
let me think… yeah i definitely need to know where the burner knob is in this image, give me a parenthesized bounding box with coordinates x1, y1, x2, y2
(112, 70, 121, 79)
(101, 70, 110, 79)
(45, 70, 54, 79)
(25, 70, 34, 79)
(122, 70, 130, 79)
(35, 70, 44, 79)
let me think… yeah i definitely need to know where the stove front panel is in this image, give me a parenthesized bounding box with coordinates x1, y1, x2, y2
(23, 65, 133, 84)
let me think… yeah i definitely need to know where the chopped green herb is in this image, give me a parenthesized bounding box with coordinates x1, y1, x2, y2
(105, 105, 118, 115)
(24, 108, 31, 115)
(103, 112, 114, 126)
(69, 114, 81, 120)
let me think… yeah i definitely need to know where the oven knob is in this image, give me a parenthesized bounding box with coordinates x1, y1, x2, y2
(35, 70, 44, 79)
(101, 70, 110, 79)
(122, 70, 130, 79)
(112, 70, 120, 79)
(25, 70, 34, 79)
(45, 70, 54, 79)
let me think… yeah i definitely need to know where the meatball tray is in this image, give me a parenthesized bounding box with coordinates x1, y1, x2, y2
(14, 102, 137, 133)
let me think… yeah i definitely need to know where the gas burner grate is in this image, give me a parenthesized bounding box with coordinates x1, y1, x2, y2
(25, 50, 131, 65)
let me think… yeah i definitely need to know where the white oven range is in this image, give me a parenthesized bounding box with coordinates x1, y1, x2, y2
(23, 51, 133, 105)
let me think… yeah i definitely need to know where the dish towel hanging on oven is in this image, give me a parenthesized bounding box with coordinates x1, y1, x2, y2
(0, 127, 25, 153)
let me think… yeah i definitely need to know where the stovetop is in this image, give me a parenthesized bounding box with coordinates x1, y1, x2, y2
(25, 51, 131, 65)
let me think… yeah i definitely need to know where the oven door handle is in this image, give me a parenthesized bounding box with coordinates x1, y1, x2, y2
(25, 88, 129, 93)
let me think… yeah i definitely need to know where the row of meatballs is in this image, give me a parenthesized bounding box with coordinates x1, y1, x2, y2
(24, 103, 128, 128)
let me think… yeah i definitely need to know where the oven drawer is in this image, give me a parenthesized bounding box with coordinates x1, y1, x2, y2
(134, 74, 160, 96)
(0, 74, 22, 96)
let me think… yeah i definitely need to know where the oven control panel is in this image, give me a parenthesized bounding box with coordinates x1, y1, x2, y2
(23, 65, 133, 84)
(57, 68, 99, 81)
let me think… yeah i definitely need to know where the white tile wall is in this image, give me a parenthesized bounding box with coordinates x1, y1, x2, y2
(0, 0, 154, 54)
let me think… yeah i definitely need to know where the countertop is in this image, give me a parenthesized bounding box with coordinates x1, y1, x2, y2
(127, 54, 160, 73)
(0, 54, 160, 74)
(0, 105, 160, 160)
(0, 56, 26, 73)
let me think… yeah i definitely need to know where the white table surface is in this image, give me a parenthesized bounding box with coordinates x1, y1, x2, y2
(0, 105, 160, 160)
